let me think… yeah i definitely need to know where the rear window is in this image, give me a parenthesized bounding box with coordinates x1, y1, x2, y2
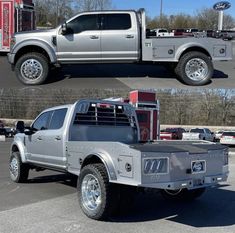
(103, 13, 131, 30)
(222, 132, 235, 136)
(190, 129, 204, 133)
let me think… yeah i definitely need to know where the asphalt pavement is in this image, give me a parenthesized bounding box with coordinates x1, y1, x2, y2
(0, 139, 235, 233)
(0, 41, 234, 89)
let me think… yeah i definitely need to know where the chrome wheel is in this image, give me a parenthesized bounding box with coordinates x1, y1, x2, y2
(20, 59, 43, 81)
(9, 157, 18, 179)
(185, 58, 208, 81)
(81, 174, 102, 211)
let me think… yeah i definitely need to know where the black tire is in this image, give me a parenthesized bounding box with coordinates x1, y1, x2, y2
(175, 51, 213, 86)
(9, 152, 29, 183)
(78, 163, 117, 220)
(161, 188, 206, 201)
(15, 52, 49, 85)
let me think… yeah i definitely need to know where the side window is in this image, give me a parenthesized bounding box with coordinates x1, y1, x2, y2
(67, 14, 99, 34)
(103, 14, 131, 30)
(49, 108, 67, 130)
(32, 111, 52, 131)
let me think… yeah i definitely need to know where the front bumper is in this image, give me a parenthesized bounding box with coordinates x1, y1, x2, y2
(7, 52, 15, 65)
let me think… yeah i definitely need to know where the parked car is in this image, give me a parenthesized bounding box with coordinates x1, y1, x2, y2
(4, 127, 15, 137)
(165, 127, 186, 139)
(220, 131, 235, 145)
(0, 128, 6, 136)
(182, 128, 215, 141)
(215, 130, 224, 142)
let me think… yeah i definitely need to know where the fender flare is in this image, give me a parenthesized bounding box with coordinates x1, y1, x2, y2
(175, 43, 211, 61)
(11, 141, 27, 163)
(12, 39, 57, 63)
(82, 151, 117, 181)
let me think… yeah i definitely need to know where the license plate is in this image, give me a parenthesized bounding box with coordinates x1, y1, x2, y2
(191, 160, 206, 173)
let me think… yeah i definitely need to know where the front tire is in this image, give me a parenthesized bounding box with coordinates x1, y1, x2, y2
(175, 52, 213, 86)
(9, 152, 29, 183)
(161, 188, 206, 201)
(78, 163, 117, 220)
(15, 52, 49, 85)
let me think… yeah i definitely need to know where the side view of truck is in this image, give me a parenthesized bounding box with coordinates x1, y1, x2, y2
(7, 8, 233, 86)
(182, 128, 215, 141)
(9, 99, 229, 220)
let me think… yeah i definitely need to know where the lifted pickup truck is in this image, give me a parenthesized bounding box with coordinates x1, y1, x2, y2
(9, 99, 229, 220)
(8, 9, 233, 86)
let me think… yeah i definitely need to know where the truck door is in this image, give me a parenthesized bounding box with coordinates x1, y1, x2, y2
(26, 108, 68, 168)
(100, 13, 139, 61)
(56, 13, 101, 62)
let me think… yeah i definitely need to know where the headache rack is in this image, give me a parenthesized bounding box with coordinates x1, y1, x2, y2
(73, 103, 137, 127)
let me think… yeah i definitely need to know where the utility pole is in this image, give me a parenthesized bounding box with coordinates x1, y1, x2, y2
(56, 0, 59, 26)
(160, 0, 163, 27)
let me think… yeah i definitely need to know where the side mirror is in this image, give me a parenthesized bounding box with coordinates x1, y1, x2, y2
(61, 23, 68, 35)
(15, 121, 25, 133)
(24, 127, 37, 136)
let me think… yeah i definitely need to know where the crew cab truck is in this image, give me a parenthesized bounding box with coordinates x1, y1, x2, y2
(182, 128, 215, 141)
(9, 99, 229, 220)
(7, 9, 233, 86)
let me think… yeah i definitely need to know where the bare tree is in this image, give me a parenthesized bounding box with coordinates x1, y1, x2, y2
(74, 0, 112, 12)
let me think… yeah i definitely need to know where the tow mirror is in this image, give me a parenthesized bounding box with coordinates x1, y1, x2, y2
(61, 23, 68, 35)
(15, 121, 25, 133)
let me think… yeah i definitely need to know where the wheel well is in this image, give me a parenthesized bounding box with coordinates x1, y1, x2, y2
(14, 46, 50, 64)
(180, 47, 211, 59)
(12, 145, 19, 152)
(81, 155, 104, 169)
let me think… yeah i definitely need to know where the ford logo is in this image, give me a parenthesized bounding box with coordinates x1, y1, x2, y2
(213, 1, 231, 11)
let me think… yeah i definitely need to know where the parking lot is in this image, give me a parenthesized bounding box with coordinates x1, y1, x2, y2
(0, 41, 234, 89)
(0, 138, 235, 233)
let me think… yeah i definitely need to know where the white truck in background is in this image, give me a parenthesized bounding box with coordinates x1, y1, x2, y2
(182, 128, 215, 141)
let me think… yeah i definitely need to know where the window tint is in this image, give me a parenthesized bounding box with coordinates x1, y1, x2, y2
(222, 132, 235, 136)
(67, 14, 99, 34)
(190, 128, 204, 133)
(33, 111, 52, 131)
(49, 108, 67, 129)
(103, 14, 131, 30)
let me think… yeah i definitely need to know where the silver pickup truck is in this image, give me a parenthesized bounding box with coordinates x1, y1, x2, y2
(9, 99, 229, 220)
(8, 9, 233, 86)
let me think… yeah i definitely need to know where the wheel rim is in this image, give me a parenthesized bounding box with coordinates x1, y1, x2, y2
(9, 157, 18, 179)
(164, 189, 182, 196)
(20, 59, 43, 81)
(81, 174, 101, 211)
(185, 58, 208, 81)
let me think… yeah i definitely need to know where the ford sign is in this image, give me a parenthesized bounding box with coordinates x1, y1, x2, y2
(213, 1, 231, 11)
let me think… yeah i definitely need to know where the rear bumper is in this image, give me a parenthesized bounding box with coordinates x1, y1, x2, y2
(139, 166, 229, 190)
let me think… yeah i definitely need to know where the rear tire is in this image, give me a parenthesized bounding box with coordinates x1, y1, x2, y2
(175, 51, 213, 86)
(9, 152, 29, 183)
(15, 52, 49, 85)
(161, 188, 206, 201)
(78, 163, 117, 220)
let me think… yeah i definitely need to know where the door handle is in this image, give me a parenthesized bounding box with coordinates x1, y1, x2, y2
(126, 35, 134, 39)
(55, 136, 61, 140)
(90, 35, 99, 39)
(37, 136, 42, 141)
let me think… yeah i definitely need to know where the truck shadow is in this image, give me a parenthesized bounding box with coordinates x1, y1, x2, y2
(110, 187, 235, 228)
(47, 64, 228, 85)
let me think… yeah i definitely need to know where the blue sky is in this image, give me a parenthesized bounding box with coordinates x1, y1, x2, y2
(112, 0, 235, 18)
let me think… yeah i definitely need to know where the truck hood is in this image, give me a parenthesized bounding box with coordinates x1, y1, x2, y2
(14, 29, 56, 37)
(129, 141, 227, 154)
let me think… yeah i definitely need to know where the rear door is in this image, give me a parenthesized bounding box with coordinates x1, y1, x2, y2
(100, 13, 139, 61)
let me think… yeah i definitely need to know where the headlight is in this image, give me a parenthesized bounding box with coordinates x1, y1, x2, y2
(143, 158, 168, 174)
